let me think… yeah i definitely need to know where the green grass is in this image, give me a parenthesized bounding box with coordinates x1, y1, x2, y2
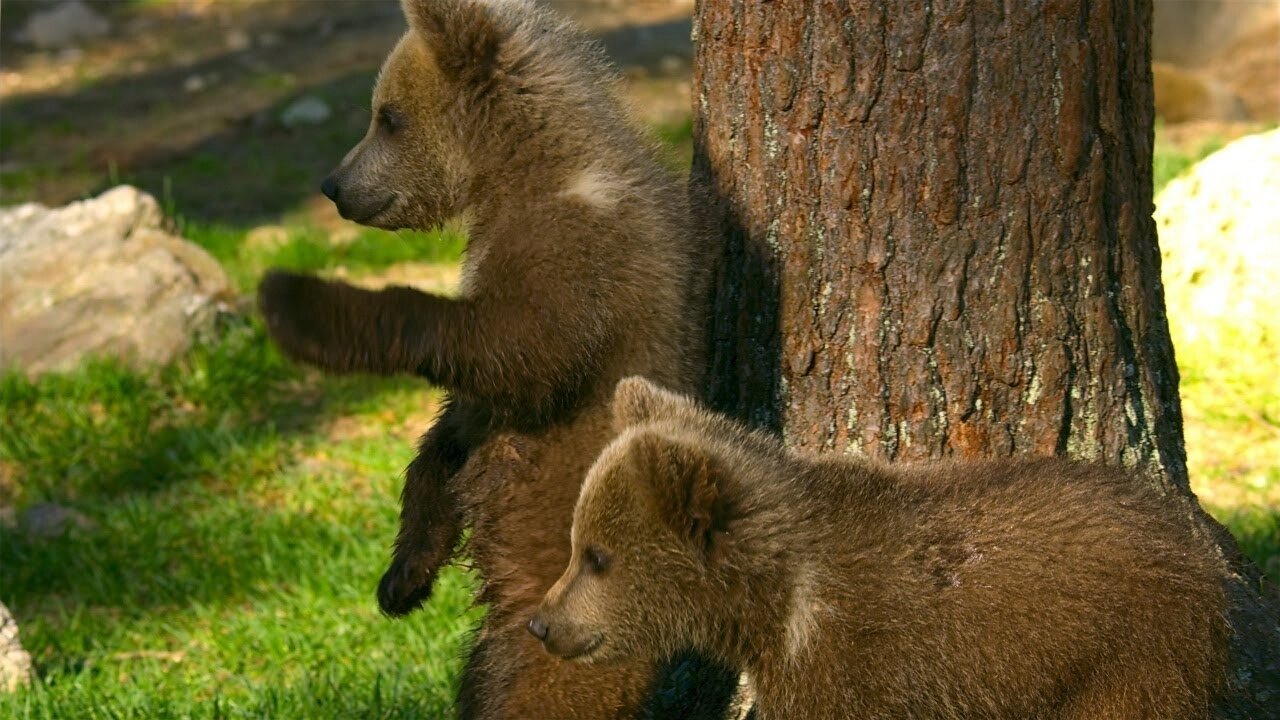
(1153, 134, 1223, 194)
(1171, 314, 1280, 584)
(181, 221, 468, 292)
(1, 320, 289, 504)
(653, 116, 695, 171)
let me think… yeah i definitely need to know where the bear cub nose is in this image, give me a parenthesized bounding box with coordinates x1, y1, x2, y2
(527, 615, 549, 641)
(320, 175, 341, 202)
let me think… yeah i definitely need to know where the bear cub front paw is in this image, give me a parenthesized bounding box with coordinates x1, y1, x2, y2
(258, 269, 341, 369)
(378, 550, 443, 617)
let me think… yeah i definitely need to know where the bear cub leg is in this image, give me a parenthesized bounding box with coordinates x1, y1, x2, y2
(378, 402, 482, 617)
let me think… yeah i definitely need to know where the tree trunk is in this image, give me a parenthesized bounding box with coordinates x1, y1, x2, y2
(692, 0, 1279, 713)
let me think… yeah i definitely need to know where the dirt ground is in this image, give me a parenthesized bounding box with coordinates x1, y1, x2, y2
(0, 0, 695, 226)
(4, 0, 1261, 225)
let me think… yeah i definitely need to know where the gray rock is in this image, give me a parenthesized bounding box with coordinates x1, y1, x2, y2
(19, 503, 97, 540)
(0, 602, 31, 693)
(1156, 129, 1280, 348)
(280, 96, 332, 128)
(0, 186, 231, 376)
(20, 0, 110, 50)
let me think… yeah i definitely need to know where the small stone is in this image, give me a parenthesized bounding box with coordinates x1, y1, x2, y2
(19, 503, 97, 540)
(280, 96, 332, 128)
(659, 55, 684, 75)
(225, 29, 252, 52)
(0, 603, 32, 693)
(21, 0, 110, 50)
(183, 75, 207, 93)
(0, 186, 231, 376)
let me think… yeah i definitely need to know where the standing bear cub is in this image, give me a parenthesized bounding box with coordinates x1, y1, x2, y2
(533, 377, 1231, 720)
(258, 0, 725, 717)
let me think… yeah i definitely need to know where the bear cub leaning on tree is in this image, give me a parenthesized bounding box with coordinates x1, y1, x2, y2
(255, 0, 736, 716)
(256, 0, 711, 619)
(532, 377, 1231, 720)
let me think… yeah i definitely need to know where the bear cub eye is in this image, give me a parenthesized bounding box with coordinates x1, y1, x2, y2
(376, 106, 403, 135)
(583, 546, 611, 575)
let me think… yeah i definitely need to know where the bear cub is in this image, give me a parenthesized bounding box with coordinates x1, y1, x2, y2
(257, 0, 710, 619)
(257, 1, 734, 716)
(532, 377, 1231, 720)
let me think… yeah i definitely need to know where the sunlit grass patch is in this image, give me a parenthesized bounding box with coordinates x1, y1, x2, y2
(180, 221, 468, 292)
(1177, 322, 1280, 583)
(1156, 127, 1280, 583)
(1153, 135, 1223, 194)
(2, 476, 477, 718)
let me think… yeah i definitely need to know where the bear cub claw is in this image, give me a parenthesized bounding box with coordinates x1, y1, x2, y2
(378, 551, 441, 617)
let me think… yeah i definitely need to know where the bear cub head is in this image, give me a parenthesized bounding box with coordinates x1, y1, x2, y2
(320, 0, 509, 229)
(529, 377, 746, 664)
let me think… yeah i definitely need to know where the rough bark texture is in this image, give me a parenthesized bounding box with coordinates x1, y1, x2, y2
(692, 0, 1279, 714)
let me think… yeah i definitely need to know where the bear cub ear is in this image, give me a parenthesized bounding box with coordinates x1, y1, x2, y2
(630, 433, 732, 561)
(400, 0, 507, 83)
(612, 376, 698, 431)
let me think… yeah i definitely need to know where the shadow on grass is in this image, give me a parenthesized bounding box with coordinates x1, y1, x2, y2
(2, 0, 695, 226)
(20, 68, 378, 225)
(0, 316, 439, 615)
(112, 70, 379, 225)
(1, 0, 400, 215)
(1212, 504, 1280, 584)
(2, 495, 365, 617)
(7, 318, 329, 504)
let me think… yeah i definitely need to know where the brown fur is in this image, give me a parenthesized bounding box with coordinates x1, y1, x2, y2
(257, 1, 726, 717)
(535, 377, 1232, 720)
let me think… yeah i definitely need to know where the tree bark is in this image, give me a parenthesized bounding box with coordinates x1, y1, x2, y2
(692, 0, 1279, 713)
